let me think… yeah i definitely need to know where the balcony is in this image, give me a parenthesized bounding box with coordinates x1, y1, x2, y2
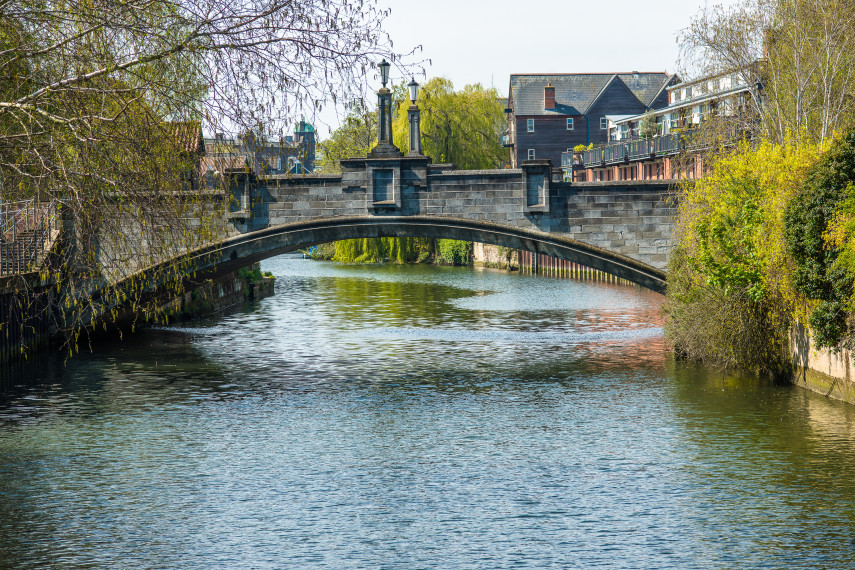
(576, 131, 701, 169)
(501, 133, 514, 147)
(602, 143, 627, 165)
(627, 139, 654, 160)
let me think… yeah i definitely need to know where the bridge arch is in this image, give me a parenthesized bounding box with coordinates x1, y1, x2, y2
(186, 216, 667, 293)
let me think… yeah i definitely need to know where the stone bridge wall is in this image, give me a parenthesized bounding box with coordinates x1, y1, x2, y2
(232, 157, 676, 270)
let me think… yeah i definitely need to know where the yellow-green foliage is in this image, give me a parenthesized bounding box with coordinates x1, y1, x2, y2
(391, 77, 506, 169)
(436, 239, 471, 266)
(676, 138, 825, 306)
(826, 184, 855, 276)
(668, 137, 826, 373)
(331, 237, 434, 264)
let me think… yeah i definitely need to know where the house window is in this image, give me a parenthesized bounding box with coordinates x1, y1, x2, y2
(566, 118, 574, 130)
(600, 117, 607, 130)
(527, 149, 535, 160)
(527, 119, 535, 132)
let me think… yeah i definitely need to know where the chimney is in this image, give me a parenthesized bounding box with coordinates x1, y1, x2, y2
(544, 83, 555, 110)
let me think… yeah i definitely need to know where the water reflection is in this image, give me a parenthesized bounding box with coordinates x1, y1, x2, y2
(0, 256, 853, 567)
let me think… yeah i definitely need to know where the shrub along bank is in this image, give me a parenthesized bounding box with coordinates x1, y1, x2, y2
(665, 133, 855, 378)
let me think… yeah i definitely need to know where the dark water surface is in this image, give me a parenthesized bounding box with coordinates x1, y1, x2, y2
(1, 256, 855, 568)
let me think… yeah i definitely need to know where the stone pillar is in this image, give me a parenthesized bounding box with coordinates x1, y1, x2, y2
(369, 87, 402, 158)
(377, 87, 393, 147)
(408, 105, 422, 156)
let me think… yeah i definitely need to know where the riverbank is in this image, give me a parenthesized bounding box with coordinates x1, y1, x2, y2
(161, 263, 275, 321)
(664, 134, 855, 407)
(0, 263, 275, 364)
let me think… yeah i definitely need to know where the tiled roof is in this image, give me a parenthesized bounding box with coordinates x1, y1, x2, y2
(509, 73, 673, 116)
(617, 73, 673, 107)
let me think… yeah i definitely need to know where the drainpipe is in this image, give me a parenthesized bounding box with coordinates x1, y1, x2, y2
(585, 115, 590, 145)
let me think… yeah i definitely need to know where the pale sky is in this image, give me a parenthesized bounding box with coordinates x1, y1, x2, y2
(312, 0, 739, 136)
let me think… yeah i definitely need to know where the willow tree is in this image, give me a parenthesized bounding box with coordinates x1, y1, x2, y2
(0, 0, 411, 354)
(392, 78, 505, 169)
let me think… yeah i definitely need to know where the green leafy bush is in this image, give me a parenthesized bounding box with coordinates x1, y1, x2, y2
(784, 131, 855, 347)
(437, 239, 471, 266)
(667, 137, 824, 373)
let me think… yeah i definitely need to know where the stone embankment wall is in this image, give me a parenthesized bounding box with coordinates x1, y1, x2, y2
(791, 324, 855, 404)
(473, 243, 519, 270)
(0, 264, 274, 364)
(163, 263, 274, 321)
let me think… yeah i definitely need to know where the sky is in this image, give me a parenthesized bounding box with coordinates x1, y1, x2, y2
(312, 0, 739, 136)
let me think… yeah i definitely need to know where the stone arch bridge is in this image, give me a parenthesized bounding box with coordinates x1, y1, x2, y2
(192, 155, 675, 293)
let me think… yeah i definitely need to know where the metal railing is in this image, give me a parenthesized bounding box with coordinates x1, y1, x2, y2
(566, 130, 702, 171)
(0, 200, 58, 276)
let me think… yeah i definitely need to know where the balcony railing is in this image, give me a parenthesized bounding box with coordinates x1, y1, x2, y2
(561, 153, 575, 169)
(501, 134, 513, 147)
(563, 131, 703, 171)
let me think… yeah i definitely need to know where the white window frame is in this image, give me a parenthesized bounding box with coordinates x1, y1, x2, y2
(527, 148, 535, 160)
(600, 117, 607, 130)
(527, 119, 535, 133)
(566, 117, 574, 131)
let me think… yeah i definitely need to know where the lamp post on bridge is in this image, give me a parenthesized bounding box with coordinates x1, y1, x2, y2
(369, 58, 400, 157)
(368, 60, 422, 158)
(407, 78, 422, 156)
(358, 60, 428, 210)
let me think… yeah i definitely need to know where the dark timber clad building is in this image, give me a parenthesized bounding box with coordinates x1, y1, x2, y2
(504, 72, 678, 169)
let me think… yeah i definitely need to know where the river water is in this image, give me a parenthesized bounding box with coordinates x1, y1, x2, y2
(1, 255, 855, 568)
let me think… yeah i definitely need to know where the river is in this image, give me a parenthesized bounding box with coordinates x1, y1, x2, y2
(1, 255, 855, 568)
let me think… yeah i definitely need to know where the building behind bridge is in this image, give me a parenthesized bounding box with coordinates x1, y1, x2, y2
(503, 72, 678, 172)
(566, 64, 760, 182)
(201, 120, 316, 190)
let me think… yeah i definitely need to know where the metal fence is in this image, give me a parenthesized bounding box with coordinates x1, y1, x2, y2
(0, 200, 58, 276)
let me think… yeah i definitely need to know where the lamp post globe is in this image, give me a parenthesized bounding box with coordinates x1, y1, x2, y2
(408, 78, 420, 104)
(378, 59, 390, 87)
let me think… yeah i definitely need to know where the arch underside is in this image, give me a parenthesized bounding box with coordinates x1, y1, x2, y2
(190, 216, 667, 294)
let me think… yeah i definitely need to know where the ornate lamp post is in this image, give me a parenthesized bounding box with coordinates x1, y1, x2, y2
(407, 78, 422, 156)
(375, 59, 394, 150)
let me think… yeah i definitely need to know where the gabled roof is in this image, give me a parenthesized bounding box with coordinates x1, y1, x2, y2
(617, 73, 676, 107)
(508, 72, 674, 116)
